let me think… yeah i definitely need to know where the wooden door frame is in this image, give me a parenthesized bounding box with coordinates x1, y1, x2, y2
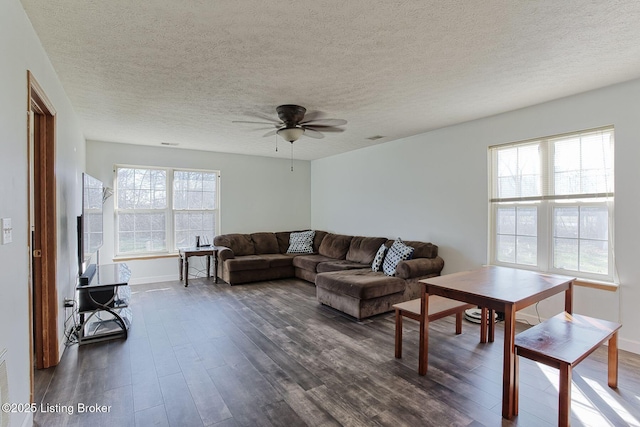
(27, 71, 58, 379)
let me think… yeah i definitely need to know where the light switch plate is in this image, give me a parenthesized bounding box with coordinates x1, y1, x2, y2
(1, 218, 12, 245)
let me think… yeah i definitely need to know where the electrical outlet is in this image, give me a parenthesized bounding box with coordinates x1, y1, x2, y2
(1, 218, 12, 245)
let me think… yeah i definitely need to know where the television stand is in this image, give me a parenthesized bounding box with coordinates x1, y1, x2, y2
(76, 263, 132, 345)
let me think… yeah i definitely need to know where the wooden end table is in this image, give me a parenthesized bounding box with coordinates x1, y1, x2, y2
(178, 246, 221, 287)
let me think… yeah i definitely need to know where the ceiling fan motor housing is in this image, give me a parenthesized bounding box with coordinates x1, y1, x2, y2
(277, 104, 306, 127)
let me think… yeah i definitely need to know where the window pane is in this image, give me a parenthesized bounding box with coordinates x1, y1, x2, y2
(580, 240, 608, 274)
(496, 144, 540, 198)
(496, 206, 537, 266)
(116, 168, 166, 209)
(188, 191, 203, 209)
(580, 206, 608, 240)
(119, 213, 134, 232)
(516, 236, 536, 265)
(117, 213, 166, 253)
(554, 238, 578, 271)
(554, 207, 579, 238)
(553, 131, 614, 195)
(496, 235, 515, 263)
(118, 231, 135, 253)
(497, 207, 515, 234)
(173, 170, 217, 210)
(135, 214, 151, 231)
(516, 207, 536, 236)
(174, 211, 215, 250)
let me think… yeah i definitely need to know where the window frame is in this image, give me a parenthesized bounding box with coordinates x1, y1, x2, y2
(488, 127, 614, 282)
(114, 164, 220, 257)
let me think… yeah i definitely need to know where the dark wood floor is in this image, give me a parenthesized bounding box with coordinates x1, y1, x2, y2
(34, 277, 640, 427)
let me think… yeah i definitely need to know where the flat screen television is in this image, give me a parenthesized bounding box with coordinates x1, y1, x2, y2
(78, 173, 104, 279)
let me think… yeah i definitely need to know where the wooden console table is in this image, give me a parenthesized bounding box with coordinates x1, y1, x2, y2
(419, 266, 575, 420)
(178, 246, 221, 286)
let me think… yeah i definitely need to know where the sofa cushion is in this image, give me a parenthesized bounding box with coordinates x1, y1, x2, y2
(251, 232, 279, 254)
(313, 230, 328, 252)
(259, 253, 296, 268)
(346, 236, 388, 264)
(403, 240, 438, 259)
(224, 255, 270, 272)
(214, 233, 255, 256)
(292, 254, 335, 271)
(316, 260, 370, 273)
(287, 230, 315, 253)
(383, 239, 415, 276)
(275, 231, 293, 253)
(371, 244, 388, 272)
(395, 257, 444, 279)
(318, 233, 353, 259)
(316, 270, 406, 299)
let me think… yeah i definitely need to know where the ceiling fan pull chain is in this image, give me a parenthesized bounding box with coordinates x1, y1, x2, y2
(291, 142, 294, 172)
(275, 133, 278, 152)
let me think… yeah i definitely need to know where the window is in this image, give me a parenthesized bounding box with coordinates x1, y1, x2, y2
(115, 166, 219, 256)
(489, 127, 614, 280)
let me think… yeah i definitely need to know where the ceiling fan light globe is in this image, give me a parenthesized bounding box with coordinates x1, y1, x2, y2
(277, 127, 304, 142)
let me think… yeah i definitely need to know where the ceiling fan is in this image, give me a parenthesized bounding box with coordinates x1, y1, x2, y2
(233, 104, 347, 143)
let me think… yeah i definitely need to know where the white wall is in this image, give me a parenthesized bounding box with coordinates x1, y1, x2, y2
(311, 78, 640, 354)
(86, 140, 311, 283)
(0, 1, 85, 426)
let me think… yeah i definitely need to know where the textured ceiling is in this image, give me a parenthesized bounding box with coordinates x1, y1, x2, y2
(20, 0, 640, 160)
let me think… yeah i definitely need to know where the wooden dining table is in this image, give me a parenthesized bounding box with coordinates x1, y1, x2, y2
(419, 266, 575, 419)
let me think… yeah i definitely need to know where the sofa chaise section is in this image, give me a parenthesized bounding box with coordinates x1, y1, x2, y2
(315, 240, 444, 319)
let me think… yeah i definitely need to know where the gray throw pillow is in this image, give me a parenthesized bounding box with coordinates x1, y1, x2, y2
(371, 244, 388, 272)
(382, 238, 414, 276)
(287, 230, 315, 254)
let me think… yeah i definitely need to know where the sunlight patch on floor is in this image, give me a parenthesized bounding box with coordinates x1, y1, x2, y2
(583, 377, 640, 426)
(537, 361, 640, 426)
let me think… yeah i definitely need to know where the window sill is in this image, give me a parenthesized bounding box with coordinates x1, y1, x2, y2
(573, 279, 618, 292)
(113, 253, 179, 262)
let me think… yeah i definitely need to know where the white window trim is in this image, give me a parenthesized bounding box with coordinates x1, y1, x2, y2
(488, 127, 615, 282)
(114, 164, 220, 258)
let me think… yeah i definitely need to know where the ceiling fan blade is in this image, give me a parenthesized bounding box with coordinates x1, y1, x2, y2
(304, 126, 344, 133)
(300, 118, 347, 127)
(262, 129, 278, 137)
(244, 112, 283, 123)
(233, 120, 280, 126)
(303, 128, 325, 139)
(300, 110, 326, 123)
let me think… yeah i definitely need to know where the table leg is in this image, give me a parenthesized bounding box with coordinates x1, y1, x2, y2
(206, 255, 211, 279)
(419, 287, 430, 375)
(608, 332, 619, 388)
(184, 256, 189, 287)
(179, 254, 183, 281)
(565, 281, 573, 314)
(480, 307, 488, 343)
(214, 251, 218, 284)
(489, 309, 495, 343)
(395, 309, 403, 359)
(502, 305, 516, 419)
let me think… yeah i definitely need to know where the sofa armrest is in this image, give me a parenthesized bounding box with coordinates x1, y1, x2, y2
(217, 246, 235, 262)
(396, 256, 444, 279)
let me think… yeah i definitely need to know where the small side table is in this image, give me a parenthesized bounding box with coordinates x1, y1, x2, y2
(178, 246, 221, 287)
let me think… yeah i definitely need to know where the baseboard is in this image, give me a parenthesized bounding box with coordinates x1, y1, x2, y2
(516, 312, 639, 355)
(619, 337, 640, 355)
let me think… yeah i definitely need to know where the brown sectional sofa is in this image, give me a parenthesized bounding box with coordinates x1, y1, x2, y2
(213, 230, 444, 319)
